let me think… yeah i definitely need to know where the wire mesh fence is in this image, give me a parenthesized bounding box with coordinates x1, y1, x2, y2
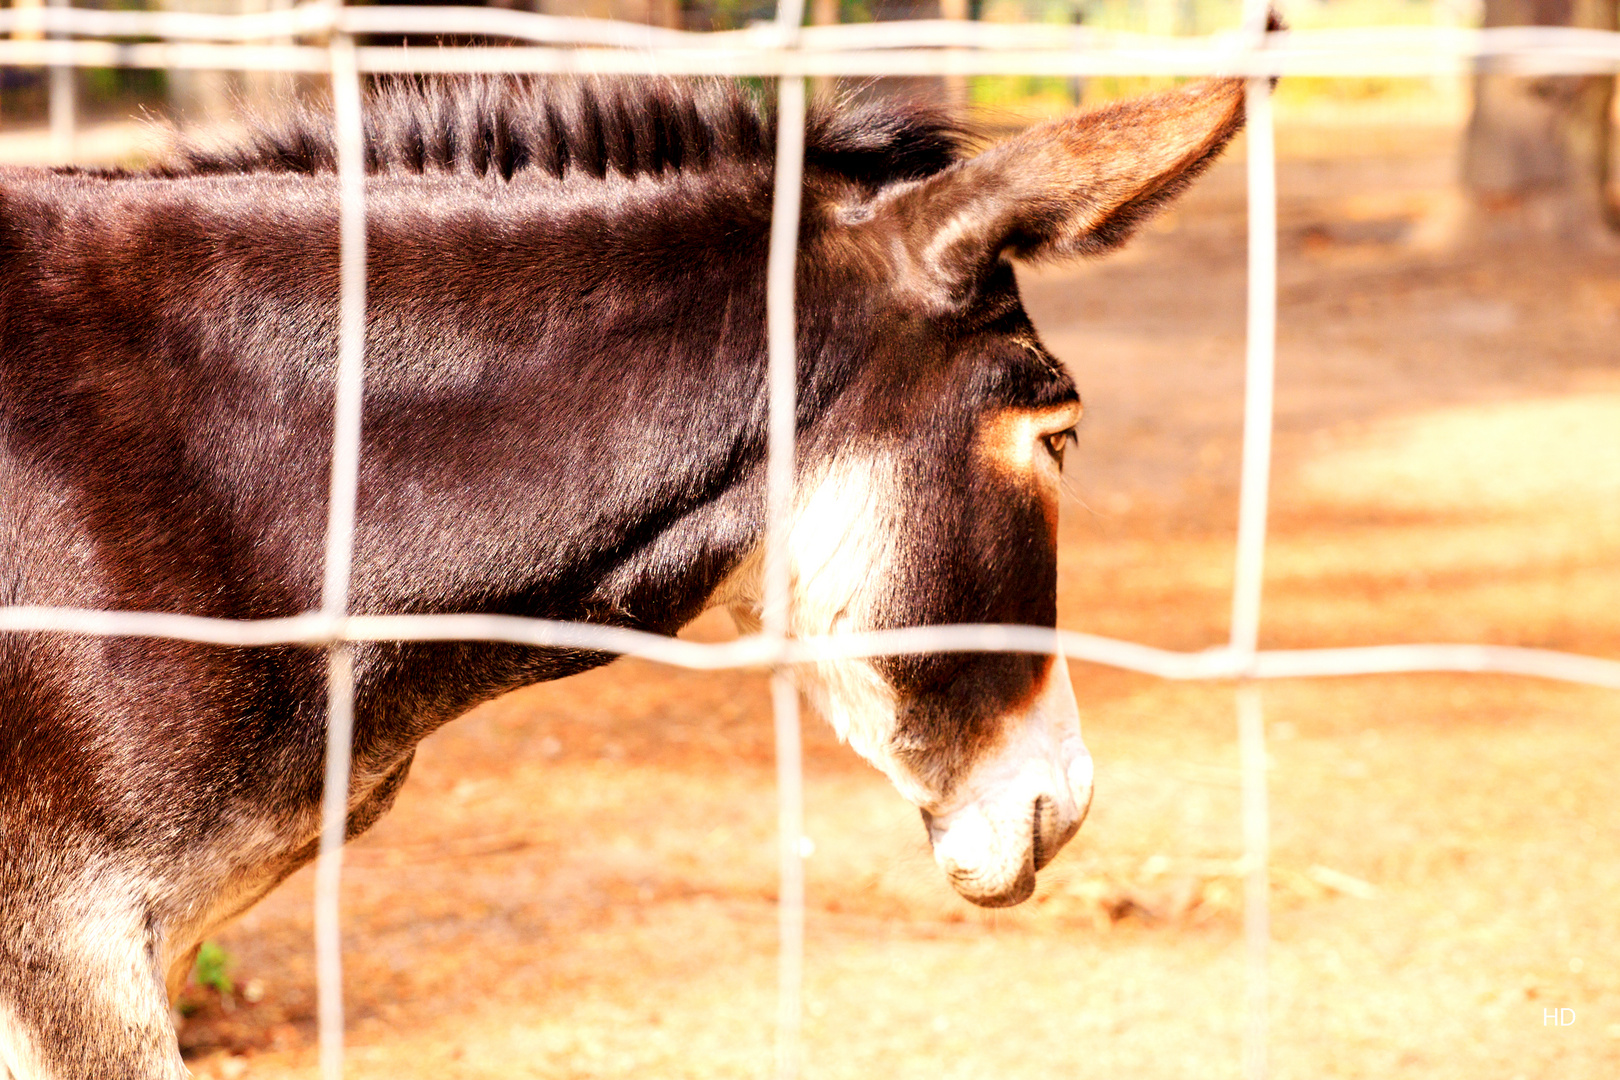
(1, 4, 1618, 1078)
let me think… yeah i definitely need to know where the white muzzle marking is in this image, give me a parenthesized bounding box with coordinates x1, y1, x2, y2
(923, 653, 1092, 906)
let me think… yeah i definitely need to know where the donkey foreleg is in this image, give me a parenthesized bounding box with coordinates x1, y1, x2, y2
(0, 887, 188, 1080)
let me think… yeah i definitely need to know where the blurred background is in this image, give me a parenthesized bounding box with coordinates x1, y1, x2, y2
(2, 0, 1616, 234)
(4, 3, 1618, 1077)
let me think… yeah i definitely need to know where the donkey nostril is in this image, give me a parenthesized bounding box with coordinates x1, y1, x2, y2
(1031, 793, 1079, 873)
(1031, 794, 1051, 871)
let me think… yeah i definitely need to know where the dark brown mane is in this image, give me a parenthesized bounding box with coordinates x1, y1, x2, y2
(158, 76, 969, 188)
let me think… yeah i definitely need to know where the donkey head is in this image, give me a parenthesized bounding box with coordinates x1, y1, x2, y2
(724, 79, 1247, 907)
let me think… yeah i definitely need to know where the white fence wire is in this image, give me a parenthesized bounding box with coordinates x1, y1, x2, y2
(3, 6, 1619, 1079)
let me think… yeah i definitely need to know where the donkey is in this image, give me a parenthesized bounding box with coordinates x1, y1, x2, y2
(0, 74, 1248, 1076)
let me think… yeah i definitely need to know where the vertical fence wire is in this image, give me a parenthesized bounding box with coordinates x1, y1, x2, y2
(1238, 682, 1270, 1080)
(766, 0, 808, 1072)
(1231, 80, 1278, 662)
(771, 670, 806, 1080)
(1234, 0, 1278, 1063)
(315, 26, 367, 1080)
(765, 0, 807, 635)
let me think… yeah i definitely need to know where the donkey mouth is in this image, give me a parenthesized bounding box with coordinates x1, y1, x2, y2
(953, 808, 1089, 908)
(951, 856, 1038, 909)
(925, 775, 1092, 909)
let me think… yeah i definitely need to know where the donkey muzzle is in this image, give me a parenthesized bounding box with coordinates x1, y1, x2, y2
(922, 659, 1093, 907)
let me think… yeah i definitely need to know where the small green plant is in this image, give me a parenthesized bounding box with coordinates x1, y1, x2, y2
(193, 941, 234, 997)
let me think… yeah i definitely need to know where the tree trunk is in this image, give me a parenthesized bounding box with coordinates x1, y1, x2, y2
(1462, 0, 1619, 239)
(939, 0, 970, 112)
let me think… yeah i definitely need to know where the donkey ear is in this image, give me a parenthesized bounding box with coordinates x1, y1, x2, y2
(869, 78, 1247, 305)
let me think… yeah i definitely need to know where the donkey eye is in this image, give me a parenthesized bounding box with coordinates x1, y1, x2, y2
(1042, 429, 1074, 463)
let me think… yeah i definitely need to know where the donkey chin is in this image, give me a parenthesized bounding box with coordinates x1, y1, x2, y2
(917, 659, 1094, 907)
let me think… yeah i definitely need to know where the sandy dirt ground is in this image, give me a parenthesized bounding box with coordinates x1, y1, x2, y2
(159, 126, 1620, 1079)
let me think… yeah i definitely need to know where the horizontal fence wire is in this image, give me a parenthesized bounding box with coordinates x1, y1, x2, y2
(1, 607, 1617, 688)
(4, 13, 1619, 1080)
(3, 14, 1620, 75)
